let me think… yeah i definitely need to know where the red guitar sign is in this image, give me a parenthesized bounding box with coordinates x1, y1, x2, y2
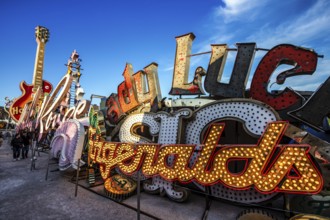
(10, 26, 53, 122)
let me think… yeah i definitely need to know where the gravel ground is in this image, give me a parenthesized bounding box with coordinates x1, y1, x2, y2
(0, 139, 153, 220)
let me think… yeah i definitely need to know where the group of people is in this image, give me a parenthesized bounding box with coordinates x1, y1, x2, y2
(11, 129, 31, 161)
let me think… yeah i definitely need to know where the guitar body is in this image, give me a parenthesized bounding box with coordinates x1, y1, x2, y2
(10, 80, 52, 122)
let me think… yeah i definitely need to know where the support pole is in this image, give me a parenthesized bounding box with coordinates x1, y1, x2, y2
(75, 159, 81, 197)
(202, 186, 212, 220)
(137, 171, 141, 220)
(30, 140, 37, 171)
(45, 149, 52, 180)
(283, 194, 291, 219)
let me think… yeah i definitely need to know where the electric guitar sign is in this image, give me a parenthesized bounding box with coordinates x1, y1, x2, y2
(10, 26, 53, 122)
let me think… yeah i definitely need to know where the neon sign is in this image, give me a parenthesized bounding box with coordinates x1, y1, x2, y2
(17, 71, 90, 139)
(93, 33, 329, 200)
(36, 74, 90, 138)
(88, 118, 323, 194)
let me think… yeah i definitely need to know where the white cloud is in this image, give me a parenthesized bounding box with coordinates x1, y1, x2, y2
(162, 66, 174, 72)
(247, 0, 330, 48)
(316, 58, 330, 78)
(216, 0, 267, 23)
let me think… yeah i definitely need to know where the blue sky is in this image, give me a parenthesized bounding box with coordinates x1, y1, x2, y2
(1, 0, 330, 106)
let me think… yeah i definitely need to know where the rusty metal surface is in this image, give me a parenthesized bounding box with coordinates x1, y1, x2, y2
(169, 33, 205, 95)
(117, 63, 139, 113)
(164, 98, 215, 108)
(132, 63, 162, 107)
(133, 70, 149, 102)
(144, 63, 162, 106)
(204, 43, 256, 98)
(284, 124, 330, 160)
(250, 44, 318, 110)
(106, 93, 125, 124)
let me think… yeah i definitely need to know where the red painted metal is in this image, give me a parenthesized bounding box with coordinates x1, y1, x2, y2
(106, 93, 124, 124)
(250, 44, 317, 110)
(117, 63, 139, 113)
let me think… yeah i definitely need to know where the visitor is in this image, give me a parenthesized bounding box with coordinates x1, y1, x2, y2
(0, 131, 3, 147)
(11, 133, 23, 161)
(21, 129, 30, 159)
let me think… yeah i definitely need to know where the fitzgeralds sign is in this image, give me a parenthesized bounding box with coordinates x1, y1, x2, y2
(88, 118, 323, 194)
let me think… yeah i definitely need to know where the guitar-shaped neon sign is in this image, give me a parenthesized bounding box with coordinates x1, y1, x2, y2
(10, 26, 53, 122)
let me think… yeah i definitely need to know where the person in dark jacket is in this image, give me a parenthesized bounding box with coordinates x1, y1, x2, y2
(21, 130, 30, 159)
(11, 133, 23, 161)
(0, 131, 3, 147)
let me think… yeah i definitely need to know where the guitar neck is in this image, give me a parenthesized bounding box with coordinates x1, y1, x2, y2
(32, 42, 45, 91)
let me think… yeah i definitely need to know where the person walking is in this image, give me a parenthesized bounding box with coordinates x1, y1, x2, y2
(11, 133, 23, 161)
(0, 131, 3, 147)
(21, 130, 30, 159)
